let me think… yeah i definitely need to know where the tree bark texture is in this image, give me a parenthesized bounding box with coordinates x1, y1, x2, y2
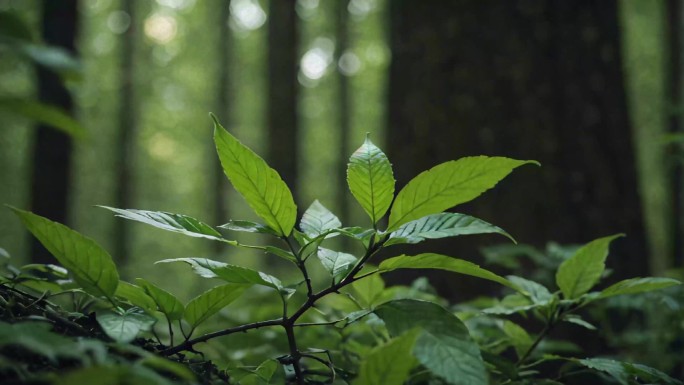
(30, 0, 78, 264)
(268, 0, 299, 203)
(387, 0, 648, 297)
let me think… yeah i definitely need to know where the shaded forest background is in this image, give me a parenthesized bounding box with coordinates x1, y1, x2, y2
(0, 0, 682, 302)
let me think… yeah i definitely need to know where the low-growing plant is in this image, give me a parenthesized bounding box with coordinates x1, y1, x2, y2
(2, 115, 682, 384)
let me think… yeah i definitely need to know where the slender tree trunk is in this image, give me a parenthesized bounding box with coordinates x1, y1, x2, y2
(211, 0, 231, 251)
(667, 0, 684, 269)
(113, 0, 137, 263)
(30, 0, 78, 264)
(336, 0, 351, 226)
(267, 0, 299, 202)
(387, 0, 648, 296)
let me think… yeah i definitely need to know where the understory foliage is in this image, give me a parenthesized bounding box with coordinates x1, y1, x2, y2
(1, 115, 682, 384)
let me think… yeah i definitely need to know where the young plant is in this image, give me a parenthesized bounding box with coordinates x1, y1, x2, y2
(5, 115, 681, 385)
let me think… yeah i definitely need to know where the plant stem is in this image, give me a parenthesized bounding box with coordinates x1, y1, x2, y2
(284, 236, 313, 298)
(160, 318, 283, 356)
(283, 320, 305, 385)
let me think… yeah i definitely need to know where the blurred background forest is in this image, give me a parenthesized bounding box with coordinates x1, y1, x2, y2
(1, 0, 683, 304)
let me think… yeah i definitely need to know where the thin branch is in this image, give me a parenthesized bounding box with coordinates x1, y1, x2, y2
(161, 318, 283, 356)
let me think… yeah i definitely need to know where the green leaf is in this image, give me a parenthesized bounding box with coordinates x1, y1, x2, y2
(502, 320, 532, 360)
(354, 329, 419, 385)
(135, 278, 184, 321)
(375, 299, 487, 385)
(563, 315, 597, 330)
(55, 365, 173, 385)
(213, 116, 297, 236)
(0, 98, 86, 138)
(156, 258, 284, 291)
(386, 213, 514, 246)
(506, 275, 553, 304)
(574, 358, 682, 385)
(387, 157, 537, 231)
(351, 272, 385, 307)
(347, 136, 395, 224)
(555, 234, 623, 299)
(96, 308, 156, 343)
(218, 220, 279, 236)
(0, 321, 79, 362)
(300, 200, 342, 238)
(115, 281, 157, 314)
(99, 207, 224, 241)
(264, 246, 297, 262)
(184, 284, 250, 329)
(596, 277, 681, 299)
(316, 248, 357, 282)
(379, 254, 518, 290)
(10, 207, 119, 299)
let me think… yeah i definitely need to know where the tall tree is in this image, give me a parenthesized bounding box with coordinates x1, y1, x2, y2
(667, 0, 684, 269)
(387, 0, 648, 294)
(267, 0, 299, 202)
(30, 0, 78, 263)
(336, 0, 351, 226)
(211, 0, 231, 251)
(113, 0, 138, 263)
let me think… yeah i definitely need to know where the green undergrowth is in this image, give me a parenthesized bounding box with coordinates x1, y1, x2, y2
(1, 115, 682, 384)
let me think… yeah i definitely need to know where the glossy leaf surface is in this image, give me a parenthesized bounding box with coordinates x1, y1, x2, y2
(386, 212, 513, 246)
(136, 278, 184, 321)
(375, 299, 486, 385)
(184, 284, 249, 328)
(379, 254, 517, 290)
(214, 116, 297, 236)
(96, 308, 156, 343)
(347, 137, 395, 224)
(99, 207, 223, 241)
(10, 208, 119, 299)
(387, 157, 537, 231)
(556, 234, 623, 299)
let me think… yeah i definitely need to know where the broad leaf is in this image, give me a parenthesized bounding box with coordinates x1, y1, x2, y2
(596, 277, 681, 299)
(386, 212, 514, 246)
(115, 281, 157, 314)
(563, 315, 597, 330)
(0, 321, 80, 362)
(506, 275, 553, 304)
(379, 254, 517, 290)
(218, 220, 278, 236)
(375, 299, 487, 385)
(10, 208, 119, 299)
(213, 116, 297, 236)
(156, 258, 284, 291)
(316, 248, 357, 281)
(136, 278, 184, 321)
(354, 329, 419, 385)
(99, 207, 223, 241)
(0, 98, 86, 138)
(54, 365, 173, 385)
(347, 136, 395, 224)
(574, 358, 682, 385)
(96, 308, 156, 343)
(184, 284, 250, 328)
(556, 234, 623, 299)
(502, 320, 532, 360)
(387, 157, 537, 231)
(299, 200, 342, 238)
(351, 271, 385, 308)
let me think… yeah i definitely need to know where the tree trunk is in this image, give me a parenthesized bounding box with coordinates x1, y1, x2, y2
(387, 0, 648, 297)
(211, 0, 231, 252)
(267, 0, 299, 202)
(113, 0, 137, 263)
(30, 0, 78, 264)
